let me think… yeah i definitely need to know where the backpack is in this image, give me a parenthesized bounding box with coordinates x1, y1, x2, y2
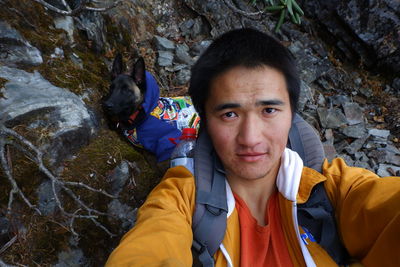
(191, 113, 349, 266)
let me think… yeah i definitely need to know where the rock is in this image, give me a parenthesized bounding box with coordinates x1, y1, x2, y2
(54, 249, 88, 267)
(54, 16, 75, 43)
(304, 0, 400, 75)
(175, 43, 194, 65)
(157, 50, 174, 66)
(340, 124, 367, 139)
(353, 160, 371, 170)
(345, 135, 369, 154)
(368, 128, 391, 143)
(298, 81, 314, 112)
(317, 107, 348, 129)
(392, 77, 400, 92)
(106, 160, 131, 196)
(324, 128, 335, 145)
(342, 102, 364, 125)
(327, 95, 351, 106)
(107, 199, 137, 231)
(74, 12, 106, 53)
(323, 143, 337, 161)
(0, 66, 97, 166)
(37, 180, 60, 216)
(175, 68, 191, 85)
(0, 21, 43, 67)
(191, 40, 212, 56)
(180, 17, 209, 39)
(377, 164, 400, 177)
(154, 35, 175, 51)
(51, 47, 65, 59)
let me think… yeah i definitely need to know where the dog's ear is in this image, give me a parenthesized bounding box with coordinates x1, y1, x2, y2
(131, 57, 145, 86)
(111, 53, 124, 81)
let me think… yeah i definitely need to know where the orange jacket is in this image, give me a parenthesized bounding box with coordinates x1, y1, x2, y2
(106, 157, 400, 266)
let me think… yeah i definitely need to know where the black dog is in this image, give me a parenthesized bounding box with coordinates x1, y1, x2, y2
(103, 53, 147, 130)
(103, 53, 196, 162)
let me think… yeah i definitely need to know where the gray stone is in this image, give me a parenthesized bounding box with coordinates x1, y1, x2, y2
(392, 77, 400, 92)
(345, 135, 369, 154)
(354, 160, 372, 170)
(377, 164, 400, 177)
(54, 16, 75, 43)
(368, 128, 391, 143)
(0, 21, 43, 67)
(175, 43, 194, 65)
(324, 129, 334, 145)
(368, 150, 388, 164)
(323, 143, 337, 161)
(51, 47, 65, 59)
(358, 87, 373, 98)
(74, 12, 106, 52)
(327, 95, 351, 106)
(107, 160, 131, 196)
(154, 35, 175, 51)
(334, 140, 349, 154)
(175, 69, 191, 85)
(339, 154, 355, 166)
(342, 102, 364, 125)
(340, 124, 367, 138)
(381, 144, 400, 155)
(108, 199, 137, 230)
(298, 81, 314, 112)
(37, 180, 60, 216)
(385, 152, 400, 166)
(317, 93, 326, 106)
(317, 107, 348, 129)
(55, 249, 88, 267)
(157, 51, 174, 66)
(191, 40, 212, 56)
(0, 66, 97, 166)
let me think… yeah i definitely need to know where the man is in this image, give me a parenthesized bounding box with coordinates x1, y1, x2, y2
(106, 28, 400, 266)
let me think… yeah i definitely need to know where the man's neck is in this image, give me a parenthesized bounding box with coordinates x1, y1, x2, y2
(227, 165, 279, 226)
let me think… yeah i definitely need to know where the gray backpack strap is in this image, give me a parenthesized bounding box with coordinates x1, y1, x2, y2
(288, 113, 325, 172)
(297, 182, 350, 265)
(192, 130, 228, 267)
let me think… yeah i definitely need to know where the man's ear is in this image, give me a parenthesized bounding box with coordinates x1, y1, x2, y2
(131, 57, 145, 86)
(111, 53, 124, 81)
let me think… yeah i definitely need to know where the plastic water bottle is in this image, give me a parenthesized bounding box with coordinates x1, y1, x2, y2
(170, 128, 197, 173)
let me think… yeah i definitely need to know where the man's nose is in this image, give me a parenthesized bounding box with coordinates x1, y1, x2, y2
(237, 115, 263, 147)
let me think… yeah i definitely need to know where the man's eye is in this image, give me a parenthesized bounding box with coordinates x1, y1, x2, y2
(222, 111, 237, 119)
(263, 108, 276, 114)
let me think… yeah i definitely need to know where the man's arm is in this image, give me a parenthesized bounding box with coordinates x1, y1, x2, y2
(106, 166, 196, 267)
(323, 158, 400, 266)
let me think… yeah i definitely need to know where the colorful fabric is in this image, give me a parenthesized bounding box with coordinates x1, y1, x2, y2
(124, 72, 199, 162)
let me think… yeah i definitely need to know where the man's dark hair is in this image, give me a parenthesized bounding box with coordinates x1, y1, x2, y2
(189, 28, 300, 119)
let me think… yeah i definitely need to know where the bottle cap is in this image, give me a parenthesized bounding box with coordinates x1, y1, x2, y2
(181, 128, 197, 139)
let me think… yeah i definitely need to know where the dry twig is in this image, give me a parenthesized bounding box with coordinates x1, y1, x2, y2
(0, 123, 117, 237)
(32, 0, 124, 16)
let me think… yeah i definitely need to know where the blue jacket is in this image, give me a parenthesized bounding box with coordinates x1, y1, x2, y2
(134, 72, 181, 162)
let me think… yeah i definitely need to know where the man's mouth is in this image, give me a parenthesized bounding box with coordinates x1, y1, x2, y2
(236, 152, 267, 162)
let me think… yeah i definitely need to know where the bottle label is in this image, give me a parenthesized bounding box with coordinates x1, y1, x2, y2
(170, 158, 194, 174)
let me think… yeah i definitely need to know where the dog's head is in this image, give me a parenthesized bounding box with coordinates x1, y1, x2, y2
(103, 53, 146, 128)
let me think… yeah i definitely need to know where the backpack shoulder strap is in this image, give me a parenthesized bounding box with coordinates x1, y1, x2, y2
(192, 130, 228, 267)
(297, 182, 350, 265)
(288, 113, 325, 172)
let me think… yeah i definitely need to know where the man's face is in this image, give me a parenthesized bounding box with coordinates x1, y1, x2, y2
(205, 65, 292, 183)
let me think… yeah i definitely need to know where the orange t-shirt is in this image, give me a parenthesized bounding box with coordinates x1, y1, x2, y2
(234, 191, 294, 267)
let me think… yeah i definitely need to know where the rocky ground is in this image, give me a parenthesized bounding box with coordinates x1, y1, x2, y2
(0, 0, 399, 265)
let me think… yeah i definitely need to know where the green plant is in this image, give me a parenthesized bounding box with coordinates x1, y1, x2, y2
(250, 0, 304, 32)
